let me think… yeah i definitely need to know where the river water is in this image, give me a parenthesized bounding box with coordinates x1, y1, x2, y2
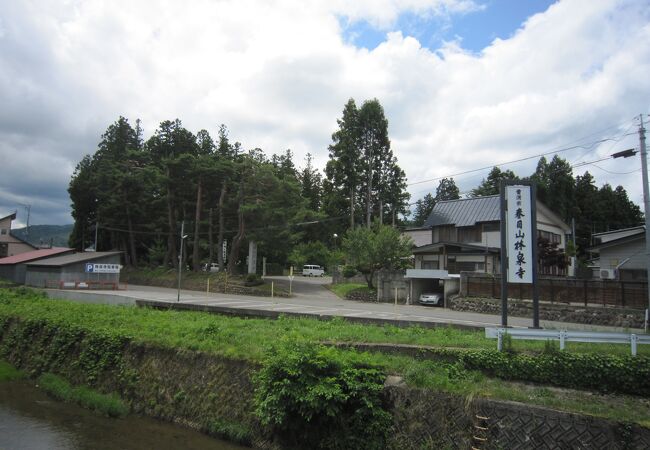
(0, 381, 248, 450)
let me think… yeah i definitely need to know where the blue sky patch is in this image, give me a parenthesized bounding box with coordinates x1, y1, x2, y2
(340, 0, 558, 53)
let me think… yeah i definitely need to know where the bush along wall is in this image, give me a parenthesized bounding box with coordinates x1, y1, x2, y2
(254, 340, 391, 450)
(460, 349, 650, 396)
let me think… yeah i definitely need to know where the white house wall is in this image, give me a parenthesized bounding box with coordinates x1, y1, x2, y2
(600, 240, 646, 270)
(482, 230, 500, 248)
(404, 229, 432, 247)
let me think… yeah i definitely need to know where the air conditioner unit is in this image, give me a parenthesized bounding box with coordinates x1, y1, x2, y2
(600, 269, 617, 280)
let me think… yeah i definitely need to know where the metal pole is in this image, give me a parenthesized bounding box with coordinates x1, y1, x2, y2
(530, 183, 540, 328)
(571, 217, 576, 277)
(500, 180, 508, 327)
(177, 220, 185, 303)
(638, 114, 650, 332)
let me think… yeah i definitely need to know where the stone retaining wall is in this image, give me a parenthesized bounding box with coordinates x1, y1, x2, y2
(1, 317, 648, 449)
(450, 295, 645, 328)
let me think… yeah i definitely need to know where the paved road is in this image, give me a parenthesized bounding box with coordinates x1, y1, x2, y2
(265, 275, 338, 300)
(46, 277, 642, 333)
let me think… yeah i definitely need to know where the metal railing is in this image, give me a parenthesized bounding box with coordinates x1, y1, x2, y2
(485, 327, 650, 356)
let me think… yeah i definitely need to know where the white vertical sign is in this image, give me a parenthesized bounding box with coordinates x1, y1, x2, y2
(506, 185, 533, 283)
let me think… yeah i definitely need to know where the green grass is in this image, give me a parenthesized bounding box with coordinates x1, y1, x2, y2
(328, 283, 368, 298)
(0, 359, 25, 381)
(37, 372, 128, 418)
(1, 287, 649, 426)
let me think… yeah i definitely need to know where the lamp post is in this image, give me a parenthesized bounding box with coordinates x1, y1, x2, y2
(177, 221, 188, 303)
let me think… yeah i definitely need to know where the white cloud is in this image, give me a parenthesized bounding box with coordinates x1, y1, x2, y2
(0, 0, 649, 224)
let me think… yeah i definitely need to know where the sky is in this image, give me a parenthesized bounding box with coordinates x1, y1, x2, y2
(1, 0, 649, 226)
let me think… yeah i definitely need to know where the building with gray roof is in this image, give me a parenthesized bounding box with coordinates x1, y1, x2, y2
(404, 195, 570, 276)
(24, 251, 122, 289)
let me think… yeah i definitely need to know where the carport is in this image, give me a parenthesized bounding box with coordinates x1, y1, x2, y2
(404, 269, 460, 307)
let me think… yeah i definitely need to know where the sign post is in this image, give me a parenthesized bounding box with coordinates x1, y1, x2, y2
(500, 180, 540, 328)
(288, 266, 294, 296)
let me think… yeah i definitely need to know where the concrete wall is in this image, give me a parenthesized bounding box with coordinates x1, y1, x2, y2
(403, 229, 432, 247)
(376, 270, 408, 302)
(0, 265, 16, 282)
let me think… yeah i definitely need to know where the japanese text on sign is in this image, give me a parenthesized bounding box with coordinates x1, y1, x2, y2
(506, 185, 533, 283)
(85, 263, 121, 274)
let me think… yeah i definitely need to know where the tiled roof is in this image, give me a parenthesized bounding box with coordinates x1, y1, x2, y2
(423, 195, 500, 228)
(25, 251, 122, 267)
(0, 247, 73, 265)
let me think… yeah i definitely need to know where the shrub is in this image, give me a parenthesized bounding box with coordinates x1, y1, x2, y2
(342, 265, 357, 279)
(460, 350, 650, 396)
(244, 273, 264, 286)
(254, 340, 391, 450)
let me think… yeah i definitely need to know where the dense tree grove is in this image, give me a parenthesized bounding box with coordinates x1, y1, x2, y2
(69, 99, 411, 273)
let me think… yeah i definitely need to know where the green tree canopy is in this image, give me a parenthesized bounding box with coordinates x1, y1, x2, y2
(470, 167, 518, 197)
(342, 224, 412, 289)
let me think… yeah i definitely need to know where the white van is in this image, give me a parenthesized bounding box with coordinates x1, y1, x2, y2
(302, 265, 325, 277)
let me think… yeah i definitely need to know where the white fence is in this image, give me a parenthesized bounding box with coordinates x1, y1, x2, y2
(485, 327, 650, 356)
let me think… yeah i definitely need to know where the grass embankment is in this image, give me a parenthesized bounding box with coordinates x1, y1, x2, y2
(37, 372, 128, 417)
(328, 282, 367, 298)
(0, 287, 649, 426)
(0, 359, 125, 418)
(0, 359, 25, 381)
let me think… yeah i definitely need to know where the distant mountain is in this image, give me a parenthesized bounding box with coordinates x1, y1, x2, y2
(12, 224, 74, 248)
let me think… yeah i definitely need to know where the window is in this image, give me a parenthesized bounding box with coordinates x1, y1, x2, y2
(447, 261, 481, 274)
(483, 222, 500, 232)
(437, 226, 456, 242)
(422, 261, 439, 270)
(0, 229, 7, 235)
(458, 226, 481, 243)
(538, 230, 561, 244)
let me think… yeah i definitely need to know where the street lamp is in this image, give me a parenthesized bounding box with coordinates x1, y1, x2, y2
(177, 221, 188, 303)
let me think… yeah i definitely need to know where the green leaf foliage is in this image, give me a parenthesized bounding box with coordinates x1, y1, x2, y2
(342, 224, 413, 289)
(461, 349, 650, 396)
(254, 340, 391, 450)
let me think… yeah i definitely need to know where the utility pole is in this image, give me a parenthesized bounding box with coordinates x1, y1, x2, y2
(571, 217, 576, 277)
(177, 220, 186, 303)
(638, 114, 650, 332)
(94, 222, 99, 251)
(367, 143, 373, 228)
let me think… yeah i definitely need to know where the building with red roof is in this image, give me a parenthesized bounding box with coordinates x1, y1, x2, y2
(0, 247, 74, 284)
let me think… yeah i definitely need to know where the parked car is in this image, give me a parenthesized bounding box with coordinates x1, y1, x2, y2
(302, 265, 325, 276)
(418, 292, 442, 306)
(202, 263, 220, 273)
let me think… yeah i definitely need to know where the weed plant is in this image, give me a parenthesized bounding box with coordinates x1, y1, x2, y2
(0, 359, 25, 381)
(37, 372, 128, 417)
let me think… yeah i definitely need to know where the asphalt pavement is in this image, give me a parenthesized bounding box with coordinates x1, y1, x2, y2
(44, 275, 642, 333)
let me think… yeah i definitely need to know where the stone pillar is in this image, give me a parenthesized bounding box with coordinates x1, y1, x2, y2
(248, 241, 257, 274)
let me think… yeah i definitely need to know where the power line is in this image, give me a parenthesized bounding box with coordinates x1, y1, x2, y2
(407, 132, 637, 188)
(97, 214, 349, 238)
